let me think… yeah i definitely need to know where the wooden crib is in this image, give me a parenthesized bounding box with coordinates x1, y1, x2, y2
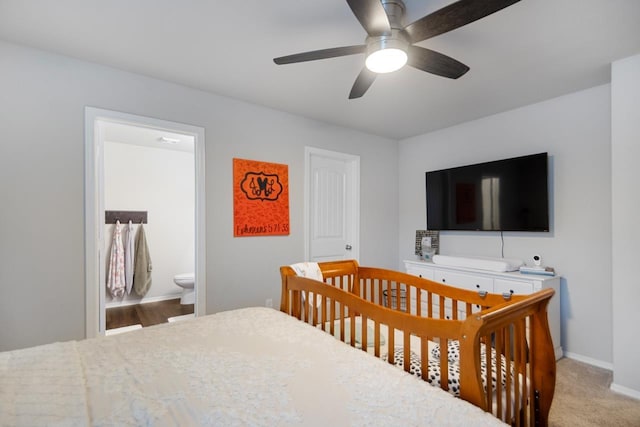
(280, 260, 556, 427)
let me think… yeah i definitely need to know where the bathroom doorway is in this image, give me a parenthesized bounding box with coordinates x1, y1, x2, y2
(84, 108, 206, 337)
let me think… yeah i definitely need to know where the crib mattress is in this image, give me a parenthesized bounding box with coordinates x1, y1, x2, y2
(322, 317, 510, 397)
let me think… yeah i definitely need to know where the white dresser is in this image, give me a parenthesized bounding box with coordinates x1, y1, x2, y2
(404, 259, 562, 360)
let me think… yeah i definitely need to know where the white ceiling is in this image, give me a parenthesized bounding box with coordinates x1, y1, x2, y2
(1, 0, 639, 139)
(103, 122, 194, 153)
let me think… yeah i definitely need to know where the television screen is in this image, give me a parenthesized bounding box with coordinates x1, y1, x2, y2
(426, 153, 549, 232)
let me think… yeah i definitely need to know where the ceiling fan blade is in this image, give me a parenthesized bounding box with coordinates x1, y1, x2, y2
(403, 0, 521, 43)
(274, 45, 366, 65)
(349, 67, 377, 99)
(346, 0, 391, 36)
(407, 45, 469, 79)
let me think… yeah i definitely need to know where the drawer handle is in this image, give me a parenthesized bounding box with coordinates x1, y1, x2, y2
(502, 290, 514, 301)
(442, 278, 446, 283)
(478, 290, 488, 298)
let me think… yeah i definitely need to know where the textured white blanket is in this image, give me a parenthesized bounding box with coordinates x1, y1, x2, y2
(0, 308, 506, 426)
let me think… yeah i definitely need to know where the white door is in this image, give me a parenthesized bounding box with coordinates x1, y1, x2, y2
(305, 147, 360, 262)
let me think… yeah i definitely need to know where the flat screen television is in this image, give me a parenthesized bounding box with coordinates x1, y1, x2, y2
(426, 153, 549, 232)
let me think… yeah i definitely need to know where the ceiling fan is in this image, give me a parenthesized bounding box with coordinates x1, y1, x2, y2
(273, 0, 521, 99)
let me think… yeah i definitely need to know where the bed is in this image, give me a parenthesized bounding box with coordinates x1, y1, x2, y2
(280, 260, 556, 427)
(1, 307, 507, 426)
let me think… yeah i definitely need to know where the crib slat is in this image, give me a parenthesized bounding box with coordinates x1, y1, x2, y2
(403, 332, 411, 373)
(336, 303, 344, 342)
(505, 324, 512, 423)
(421, 337, 429, 382)
(349, 272, 355, 294)
(311, 292, 317, 325)
(495, 330, 503, 420)
(484, 333, 493, 412)
(329, 300, 336, 335)
(514, 320, 526, 427)
(349, 309, 356, 347)
(374, 321, 381, 358)
(360, 314, 368, 352)
(528, 320, 535, 424)
(303, 292, 310, 323)
(323, 295, 329, 327)
(339, 304, 345, 341)
(387, 326, 395, 364)
(440, 339, 449, 392)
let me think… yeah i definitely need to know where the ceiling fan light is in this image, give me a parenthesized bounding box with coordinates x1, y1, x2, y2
(365, 48, 407, 73)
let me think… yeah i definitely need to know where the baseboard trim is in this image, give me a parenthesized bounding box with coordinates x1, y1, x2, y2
(564, 351, 613, 370)
(554, 346, 563, 361)
(610, 383, 640, 400)
(106, 293, 182, 308)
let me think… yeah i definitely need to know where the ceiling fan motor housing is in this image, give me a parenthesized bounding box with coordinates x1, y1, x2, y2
(381, 0, 406, 30)
(365, 30, 410, 60)
(365, 0, 409, 72)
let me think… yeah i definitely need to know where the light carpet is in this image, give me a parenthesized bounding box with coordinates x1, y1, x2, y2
(550, 358, 640, 426)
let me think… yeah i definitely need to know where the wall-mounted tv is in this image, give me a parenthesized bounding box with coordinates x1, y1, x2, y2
(426, 153, 549, 232)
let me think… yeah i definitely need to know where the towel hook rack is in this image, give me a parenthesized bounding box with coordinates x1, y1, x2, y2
(105, 210, 147, 224)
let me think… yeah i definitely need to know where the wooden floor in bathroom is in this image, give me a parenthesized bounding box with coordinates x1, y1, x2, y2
(106, 298, 194, 330)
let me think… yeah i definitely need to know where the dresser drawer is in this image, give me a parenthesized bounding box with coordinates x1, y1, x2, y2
(434, 270, 493, 293)
(406, 267, 434, 280)
(494, 279, 534, 296)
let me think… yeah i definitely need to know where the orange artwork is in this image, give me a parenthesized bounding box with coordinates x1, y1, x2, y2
(233, 158, 290, 237)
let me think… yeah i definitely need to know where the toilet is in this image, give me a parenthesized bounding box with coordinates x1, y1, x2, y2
(173, 273, 195, 305)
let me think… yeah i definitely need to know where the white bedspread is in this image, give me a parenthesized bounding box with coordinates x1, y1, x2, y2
(0, 308, 506, 426)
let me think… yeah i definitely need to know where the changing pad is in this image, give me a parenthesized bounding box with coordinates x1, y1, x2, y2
(432, 255, 523, 272)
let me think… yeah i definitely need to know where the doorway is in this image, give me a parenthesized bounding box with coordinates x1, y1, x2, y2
(84, 108, 206, 337)
(304, 147, 360, 262)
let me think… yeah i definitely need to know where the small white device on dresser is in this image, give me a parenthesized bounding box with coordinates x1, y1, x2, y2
(404, 257, 563, 360)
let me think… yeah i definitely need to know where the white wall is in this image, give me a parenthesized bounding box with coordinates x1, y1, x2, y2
(103, 141, 194, 305)
(0, 40, 398, 351)
(611, 53, 640, 396)
(398, 85, 612, 365)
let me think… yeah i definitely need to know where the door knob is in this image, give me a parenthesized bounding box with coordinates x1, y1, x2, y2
(345, 244, 352, 250)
